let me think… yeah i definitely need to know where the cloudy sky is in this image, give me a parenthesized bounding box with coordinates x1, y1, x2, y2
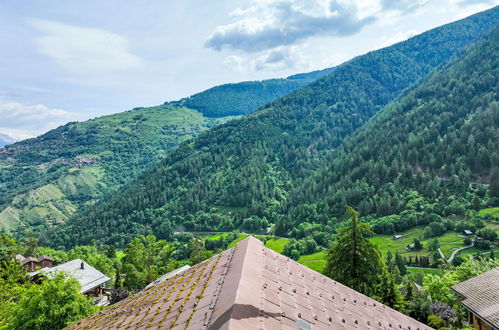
(1, 0, 497, 139)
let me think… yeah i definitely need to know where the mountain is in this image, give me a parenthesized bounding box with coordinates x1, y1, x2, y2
(0, 69, 333, 234)
(44, 7, 499, 248)
(178, 67, 335, 117)
(285, 22, 499, 235)
(0, 134, 16, 148)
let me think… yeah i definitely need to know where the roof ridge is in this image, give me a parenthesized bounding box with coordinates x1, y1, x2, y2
(206, 236, 264, 329)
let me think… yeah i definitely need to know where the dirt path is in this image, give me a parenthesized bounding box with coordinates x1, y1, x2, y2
(448, 245, 473, 262)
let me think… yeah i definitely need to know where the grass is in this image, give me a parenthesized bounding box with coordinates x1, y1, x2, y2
(227, 235, 249, 248)
(458, 247, 499, 258)
(298, 259, 326, 273)
(369, 227, 427, 257)
(407, 267, 443, 275)
(432, 232, 463, 257)
(264, 238, 288, 253)
(298, 250, 327, 261)
(203, 233, 229, 241)
(478, 207, 499, 219)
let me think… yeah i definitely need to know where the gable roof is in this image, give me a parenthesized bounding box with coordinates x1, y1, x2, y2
(452, 267, 499, 329)
(31, 259, 110, 294)
(67, 237, 431, 329)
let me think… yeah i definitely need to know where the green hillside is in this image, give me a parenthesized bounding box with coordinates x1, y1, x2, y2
(286, 21, 499, 234)
(0, 69, 331, 234)
(179, 67, 335, 117)
(44, 7, 499, 248)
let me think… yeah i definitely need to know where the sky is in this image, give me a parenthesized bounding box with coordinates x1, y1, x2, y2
(0, 0, 497, 140)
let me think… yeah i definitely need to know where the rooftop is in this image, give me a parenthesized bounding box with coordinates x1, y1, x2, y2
(452, 267, 499, 329)
(31, 259, 110, 294)
(67, 236, 431, 330)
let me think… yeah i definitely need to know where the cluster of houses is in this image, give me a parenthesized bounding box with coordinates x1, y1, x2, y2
(15, 254, 110, 305)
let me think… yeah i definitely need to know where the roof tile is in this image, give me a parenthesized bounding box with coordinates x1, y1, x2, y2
(67, 236, 433, 330)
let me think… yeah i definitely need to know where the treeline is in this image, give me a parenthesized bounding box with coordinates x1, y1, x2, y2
(42, 7, 499, 249)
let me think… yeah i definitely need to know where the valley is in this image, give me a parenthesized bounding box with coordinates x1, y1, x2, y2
(1, 4, 498, 330)
(0, 69, 329, 234)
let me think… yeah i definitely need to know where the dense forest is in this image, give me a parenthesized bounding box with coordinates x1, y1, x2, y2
(0, 66, 331, 235)
(43, 7, 499, 249)
(179, 67, 335, 117)
(284, 22, 499, 234)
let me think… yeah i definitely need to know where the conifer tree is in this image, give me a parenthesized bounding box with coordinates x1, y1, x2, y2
(324, 207, 385, 297)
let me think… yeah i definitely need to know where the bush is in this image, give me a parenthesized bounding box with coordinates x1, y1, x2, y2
(476, 228, 497, 241)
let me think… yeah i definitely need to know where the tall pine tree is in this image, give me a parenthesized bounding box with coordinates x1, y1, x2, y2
(324, 207, 385, 297)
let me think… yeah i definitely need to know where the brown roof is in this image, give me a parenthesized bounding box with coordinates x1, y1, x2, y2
(452, 267, 499, 329)
(67, 236, 432, 330)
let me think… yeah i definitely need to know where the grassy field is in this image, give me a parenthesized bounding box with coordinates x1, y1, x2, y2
(407, 267, 443, 275)
(369, 227, 425, 257)
(264, 238, 288, 253)
(298, 260, 327, 273)
(227, 235, 250, 248)
(191, 211, 499, 275)
(478, 207, 499, 219)
(297, 250, 327, 273)
(203, 233, 229, 241)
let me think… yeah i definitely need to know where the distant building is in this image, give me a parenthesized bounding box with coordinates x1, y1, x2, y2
(452, 267, 499, 330)
(393, 235, 403, 240)
(406, 243, 416, 251)
(30, 259, 110, 301)
(68, 237, 431, 330)
(464, 230, 473, 236)
(15, 254, 54, 272)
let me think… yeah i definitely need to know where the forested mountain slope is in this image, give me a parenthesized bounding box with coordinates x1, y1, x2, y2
(45, 7, 499, 248)
(179, 67, 335, 117)
(0, 69, 331, 234)
(284, 23, 499, 235)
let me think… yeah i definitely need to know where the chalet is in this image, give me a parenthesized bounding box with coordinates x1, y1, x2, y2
(452, 267, 499, 330)
(406, 243, 416, 251)
(68, 237, 432, 330)
(464, 230, 474, 236)
(15, 254, 54, 272)
(30, 259, 110, 302)
(393, 235, 403, 240)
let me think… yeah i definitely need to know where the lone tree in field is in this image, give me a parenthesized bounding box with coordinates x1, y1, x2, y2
(324, 207, 386, 298)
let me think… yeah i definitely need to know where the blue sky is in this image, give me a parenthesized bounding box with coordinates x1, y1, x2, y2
(0, 0, 497, 139)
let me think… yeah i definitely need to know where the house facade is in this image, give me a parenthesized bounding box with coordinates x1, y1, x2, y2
(15, 254, 54, 272)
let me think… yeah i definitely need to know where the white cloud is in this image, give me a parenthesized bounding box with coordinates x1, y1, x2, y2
(29, 19, 143, 75)
(206, 0, 376, 53)
(224, 46, 303, 72)
(0, 102, 80, 139)
(376, 29, 419, 49)
(380, 0, 430, 13)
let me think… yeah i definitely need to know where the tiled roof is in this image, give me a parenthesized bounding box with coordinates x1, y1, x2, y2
(145, 265, 191, 289)
(452, 267, 499, 329)
(31, 259, 110, 293)
(67, 237, 432, 330)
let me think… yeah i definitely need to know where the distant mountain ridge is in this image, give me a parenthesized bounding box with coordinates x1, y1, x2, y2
(177, 67, 336, 117)
(0, 133, 16, 148)
(0, 65, 334, 234)
(44, 6, 499, 248)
